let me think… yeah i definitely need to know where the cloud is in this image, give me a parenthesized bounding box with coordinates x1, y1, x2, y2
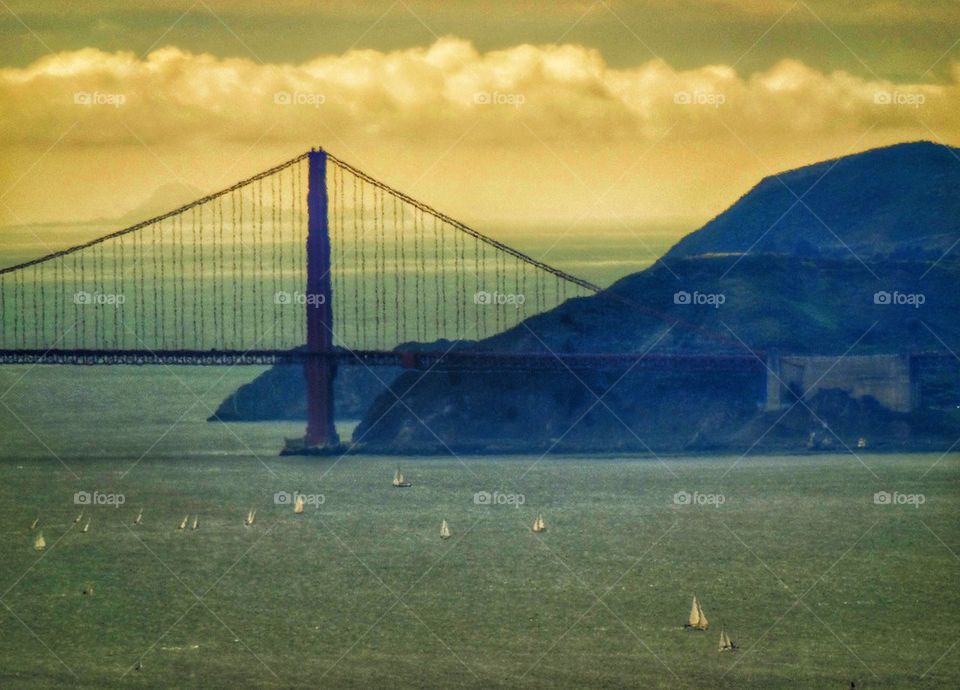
(0, 37, 956, 147)
(0, 37, 957, 229)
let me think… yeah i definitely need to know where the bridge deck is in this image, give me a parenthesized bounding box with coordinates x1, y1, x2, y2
(0, 349, 768, 371)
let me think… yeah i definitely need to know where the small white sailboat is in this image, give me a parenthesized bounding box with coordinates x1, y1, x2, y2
(244, 509, 256, 527)
(74, 511, 84, 524)
(82, 520, 90, 533)
(440, 520, 451, 539)
(718, 628, 737, 652)
(684, 595, 709, 630)
(191, 515, 199, 530)
(178, 516, 188, 530)
(34, 532, 46, 551)
(532, 513, 547, 533)
(393, 468, 411, 488)
(134, 508, 143, 526)
(30, 517, 39, 530)
(293, 495, 305, 514)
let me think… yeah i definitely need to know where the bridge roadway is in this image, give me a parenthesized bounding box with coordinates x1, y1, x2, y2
(0, 348, 770, 372)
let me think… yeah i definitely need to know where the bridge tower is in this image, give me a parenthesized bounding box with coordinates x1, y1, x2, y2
(304, 148, 340, 448)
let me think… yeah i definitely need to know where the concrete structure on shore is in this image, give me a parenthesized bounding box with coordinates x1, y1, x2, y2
(764, 353, 918, 413)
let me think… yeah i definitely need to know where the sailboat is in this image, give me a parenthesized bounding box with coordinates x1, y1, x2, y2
(191, 515, 199, 530)
(718, 629, 737, 652)
(532, 513, 547, 533)
(178, 516, 188, 530)
(393, 468, 411, 488)
(684, 595, 709, 630)
(74, 511, 84, 524)
(30, 517, 39, 530)
(34, 532, 46, 551)
(133, 508, 143, 525)
(293, 495, 305, 514)
(440, 520, 451, 539)
(82, 520, 90, 533)
(244, 509, 256, 527)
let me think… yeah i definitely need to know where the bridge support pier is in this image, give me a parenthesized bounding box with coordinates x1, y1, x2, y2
(303, 148, 340, 449)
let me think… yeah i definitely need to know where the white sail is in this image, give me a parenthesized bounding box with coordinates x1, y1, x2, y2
(191, 515, 199, 530)
(34, 532, 46, 551)
(697, 599, 709, 630)
(533, 513, 546, 533)
(82, 520, 90, 533)
(685, 595, 708, 629)
(440, 520, 451, 539)
(718, 629, 735, 651)
(688, 596, 701, 627)
(178, 516, 188, 530)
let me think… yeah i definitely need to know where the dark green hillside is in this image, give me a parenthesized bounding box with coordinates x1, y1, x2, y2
(665, 141, 960, 261)
(354, 255, 960, 452)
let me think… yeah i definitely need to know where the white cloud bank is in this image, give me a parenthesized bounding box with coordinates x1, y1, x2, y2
(0, 38, 957, 227)
(1, 38, 956, 145)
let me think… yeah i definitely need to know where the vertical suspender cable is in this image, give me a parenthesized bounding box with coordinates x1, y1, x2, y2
(393, 194, 401, 344)
(435, 217, 443, 340)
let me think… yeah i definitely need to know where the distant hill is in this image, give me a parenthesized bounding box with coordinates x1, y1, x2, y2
(665, 141, 960, 261)
(211, 363, 402, 422)
(117, 183, 204, 224)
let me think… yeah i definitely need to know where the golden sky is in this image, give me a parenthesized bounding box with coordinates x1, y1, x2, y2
(0, 0, 958, 244)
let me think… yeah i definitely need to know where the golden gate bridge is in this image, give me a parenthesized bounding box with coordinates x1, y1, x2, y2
(0, 148, 765, 452)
